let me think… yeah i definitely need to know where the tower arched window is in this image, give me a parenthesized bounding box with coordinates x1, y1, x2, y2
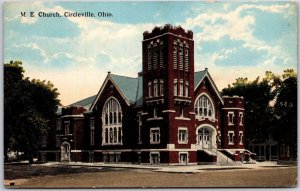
(173, 43, 177, 69)
(179, 45, 184, 70)
(195, 94, 215, 120)
(159, 42, 164, 69)
(148, 46, 152, 71)
(102, 97, 122, 145)
(185, 48, 189, 72)
(153, 46, 158, 70)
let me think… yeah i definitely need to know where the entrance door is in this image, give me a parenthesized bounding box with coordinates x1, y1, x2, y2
(150, 153, 159, 164)
(179, 153, 188, 165)
(198, 128, 212, 149)
(60, 142, 70, 161)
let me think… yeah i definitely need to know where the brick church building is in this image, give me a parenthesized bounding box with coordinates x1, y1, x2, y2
(40, 24, 255, 165)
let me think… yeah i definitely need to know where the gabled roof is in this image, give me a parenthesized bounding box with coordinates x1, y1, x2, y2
(90, 73, 143, 111)
(75, 68, 223, 112)
(135, 76, 143, 107)
(194, 70, 206, 86)
(110, 74, 142, 105)
(194, 68, 224, 104)
(68, 95, 96, 110)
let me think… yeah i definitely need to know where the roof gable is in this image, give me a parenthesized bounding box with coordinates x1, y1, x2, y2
(90, 73, 143, 111)
(194, 69, 223, 104)
(77, 69, 222, 111)
(69, 95, 96, 109)
(110, 74, 140, 104)
(194, 70, 206, 87)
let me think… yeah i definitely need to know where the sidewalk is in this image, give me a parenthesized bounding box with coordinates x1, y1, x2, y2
(38, 160, 293, 173)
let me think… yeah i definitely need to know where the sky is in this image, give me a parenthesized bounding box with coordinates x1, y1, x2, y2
(3, 1, 297, 106)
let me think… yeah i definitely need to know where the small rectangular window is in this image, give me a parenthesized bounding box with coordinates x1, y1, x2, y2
(228, 112, 234, 125)
(154, 80, 158, 97)
(138, 113, 142, 144)
(239, 112, 243, 126)
(174, 79, 178, 96)
(180, 108, 184, 117)
(90, 119, 95, 146)
(153, 108, 157, 118)
(179, 81, 184, 96)
(65, 122, 70, 135)
(159, 80, 164, 96)
(185, 81, 189, 97)
(239, 131, 243, 145)
(150, 128, 160, 144)
(178, 128, 188, 143)
(228, 131, 235, 145)
(148, 82, 152, 97)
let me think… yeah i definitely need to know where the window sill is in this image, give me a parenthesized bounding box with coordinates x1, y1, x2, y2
(150, 142, 160, 144)
(175, 117, 191, 121)
(178, 141, 188, 144)
(196, 116, 215, 122)
(147, 117, 163, 121)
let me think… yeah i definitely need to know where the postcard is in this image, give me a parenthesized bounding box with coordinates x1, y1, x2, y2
(3, 1, 297, 188)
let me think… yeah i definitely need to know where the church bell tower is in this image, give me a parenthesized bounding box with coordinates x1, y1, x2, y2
(142, 24, 195, 154)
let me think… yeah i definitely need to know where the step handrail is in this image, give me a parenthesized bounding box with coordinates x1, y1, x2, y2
(204, 143, 231, 164)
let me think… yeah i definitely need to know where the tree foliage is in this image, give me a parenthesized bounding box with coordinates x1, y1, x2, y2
(4, 61, 60, 163)
(222, 69, 297, 158)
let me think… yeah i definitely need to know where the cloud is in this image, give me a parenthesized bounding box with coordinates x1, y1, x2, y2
(4, 2, 296, 106)
(4, 3, 157, 105)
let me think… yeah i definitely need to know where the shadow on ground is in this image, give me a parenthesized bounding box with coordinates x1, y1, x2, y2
(4, 163, 110, 180)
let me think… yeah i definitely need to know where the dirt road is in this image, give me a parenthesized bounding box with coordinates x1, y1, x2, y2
(4, 164, 297, 188)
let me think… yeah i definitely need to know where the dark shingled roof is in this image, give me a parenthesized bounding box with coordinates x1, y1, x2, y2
(110, 74, 141, 104)
(68, 95, 97, 109)
(194, 70, 206, 88)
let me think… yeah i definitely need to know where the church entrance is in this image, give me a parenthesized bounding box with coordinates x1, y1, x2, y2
(196, 125, 217, 149)
(60, 142, 70, 162)
(198, 128, 211, 148)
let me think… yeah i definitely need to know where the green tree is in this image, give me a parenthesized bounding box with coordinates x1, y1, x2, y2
(4, 61, 60, 163)
(273, 69, 297, 159)
(222, 69, 297, 159)
(222, 75, 274, 147)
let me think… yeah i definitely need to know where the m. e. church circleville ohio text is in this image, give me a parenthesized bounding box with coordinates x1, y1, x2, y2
(20, 11, 113, 18)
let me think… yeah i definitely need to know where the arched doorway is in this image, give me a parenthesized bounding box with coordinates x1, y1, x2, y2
(60, 141, 70, 161)
(196, 125, 217, 149)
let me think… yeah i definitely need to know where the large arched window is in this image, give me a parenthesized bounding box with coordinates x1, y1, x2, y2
(194, 94, 215, 120)
(102, 97, 122, 145)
